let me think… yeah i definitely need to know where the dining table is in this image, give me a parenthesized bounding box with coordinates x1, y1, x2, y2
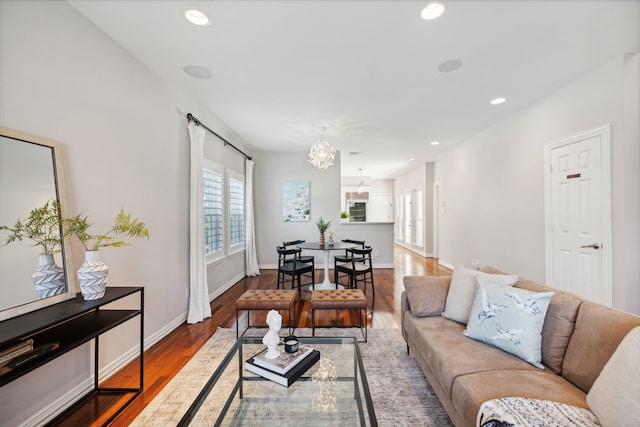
(296, 241, 357, 290)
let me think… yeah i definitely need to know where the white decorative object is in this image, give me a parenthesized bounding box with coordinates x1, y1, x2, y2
(308, 139, 336, 170)
(77, 250, 109, 300)
(32, 254, 65, 299)
(262, 309, 282, 359)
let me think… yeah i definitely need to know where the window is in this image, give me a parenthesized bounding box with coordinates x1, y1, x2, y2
(228, 170, 245, 252)
(203, 161, 224, 260)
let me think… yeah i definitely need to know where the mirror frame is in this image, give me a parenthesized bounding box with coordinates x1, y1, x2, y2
(0, 126, 77, 321)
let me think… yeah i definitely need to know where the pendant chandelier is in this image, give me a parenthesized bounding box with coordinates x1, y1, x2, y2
(308, 128, 336, 171)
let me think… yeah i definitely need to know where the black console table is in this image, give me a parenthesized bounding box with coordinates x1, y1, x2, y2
(0, 287, 144, 426)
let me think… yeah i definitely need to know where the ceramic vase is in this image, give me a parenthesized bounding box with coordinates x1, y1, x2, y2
(319, 232, 325, 246)
(32, 254, 65, 299)
(77, 250, 109, 300)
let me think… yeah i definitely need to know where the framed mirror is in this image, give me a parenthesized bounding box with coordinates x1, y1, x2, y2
(0, 126, 76, 321)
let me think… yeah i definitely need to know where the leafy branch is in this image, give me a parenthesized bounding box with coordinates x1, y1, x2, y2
(0, 199, 62, 255)
(64, 209, 149, 251)
(315, 217, 332, 233)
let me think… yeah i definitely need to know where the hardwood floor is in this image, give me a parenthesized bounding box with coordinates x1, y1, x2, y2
(54, 245, 450, 426)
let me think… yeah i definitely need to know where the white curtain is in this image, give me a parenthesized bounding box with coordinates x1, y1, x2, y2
(187, 122, 212, 324)
(245, 159, 260, 276)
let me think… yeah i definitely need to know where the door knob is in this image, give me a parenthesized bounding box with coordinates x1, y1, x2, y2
(580, 243, 600, 249)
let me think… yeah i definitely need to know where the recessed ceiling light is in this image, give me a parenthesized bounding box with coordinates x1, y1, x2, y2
(408, 158, 415, 162)
(491, 97, 507, 105)
(184, 65, 212, 79)
(421, 2, 445, 20)
(430, 141, 440, 146)
(437, 59, 463, 73)
(185, 9, 210, 26)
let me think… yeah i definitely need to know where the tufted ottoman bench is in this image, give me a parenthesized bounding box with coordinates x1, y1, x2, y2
(311, 289, 367, 342)
(235, 289, 298, 338)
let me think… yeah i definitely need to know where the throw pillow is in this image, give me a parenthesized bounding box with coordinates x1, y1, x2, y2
(404, 275, 451, 317)
(442, 264, 518, 324)
(587, 326, 640, 427)
(464, 278, 554, 368)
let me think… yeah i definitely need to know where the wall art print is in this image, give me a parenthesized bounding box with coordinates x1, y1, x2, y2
(283, 181, 310, 222)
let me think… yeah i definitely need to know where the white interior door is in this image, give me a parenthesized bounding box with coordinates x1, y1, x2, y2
(545, 124, 611, 305)
(396, 193, 405, 241)
(403, 191, 412, 246)
(412, 188, 424, 250)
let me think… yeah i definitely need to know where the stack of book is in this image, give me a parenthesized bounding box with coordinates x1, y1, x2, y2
(245, 344, 320, 387)
(0, 339, 34, 374)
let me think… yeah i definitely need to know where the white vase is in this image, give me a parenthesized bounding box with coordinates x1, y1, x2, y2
(77, 250, 109, 300)
(31, 254, 66, 299)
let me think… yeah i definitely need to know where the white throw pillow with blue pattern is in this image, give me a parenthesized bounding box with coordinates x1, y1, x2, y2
(464, 277, 554, 369)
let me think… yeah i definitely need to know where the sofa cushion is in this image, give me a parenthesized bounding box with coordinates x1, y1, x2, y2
(485, 268, 583, 374)
(452, 369, 588, 427)
(442, 264, 518, 324)
(562, 301, 640, 393)
(587, 327, 640, 427)
(403, 314, 538, 399)
(403, 275, 451, 317)
(464, 279, 554, 368)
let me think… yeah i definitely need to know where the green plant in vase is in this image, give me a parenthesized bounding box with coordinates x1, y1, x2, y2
(0, 199, 66, 298)
(64, 209, 149, 300)
(0, 199, 62, 255)
(64, 209, 149, 251)
(316, 217, 332, 245)
(340, 211, 350, 222)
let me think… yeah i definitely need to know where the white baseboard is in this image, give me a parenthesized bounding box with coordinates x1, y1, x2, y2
(209, 272, 246, 301)
(439, 259, 454, 270)
(21, 377, 93, 427)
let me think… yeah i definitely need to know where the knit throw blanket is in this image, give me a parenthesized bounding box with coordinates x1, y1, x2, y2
(477, 397, 600, 427)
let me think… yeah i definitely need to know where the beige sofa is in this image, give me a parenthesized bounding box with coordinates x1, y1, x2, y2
(400, 267, 640, 427)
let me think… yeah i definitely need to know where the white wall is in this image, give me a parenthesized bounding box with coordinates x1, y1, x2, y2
(436, 55, 640, 314)
(0, 2, 249, 425)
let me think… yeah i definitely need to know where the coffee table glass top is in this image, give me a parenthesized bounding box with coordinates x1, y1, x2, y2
(178, 336, 377, 426)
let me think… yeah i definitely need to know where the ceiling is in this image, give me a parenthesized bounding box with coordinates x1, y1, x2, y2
(67, 0, 639, 179)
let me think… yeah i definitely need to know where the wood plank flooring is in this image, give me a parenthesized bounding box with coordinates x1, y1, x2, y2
(53, 245, 450, 426)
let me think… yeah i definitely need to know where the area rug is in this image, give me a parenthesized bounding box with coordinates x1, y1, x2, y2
(131, 328, 453, 426)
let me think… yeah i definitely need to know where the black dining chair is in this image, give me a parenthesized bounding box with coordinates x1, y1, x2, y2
(334, 246, 375, 315)
(282, 239, 315, 270)
(276, 246, 315, 296)
(333, 239, 366, 284)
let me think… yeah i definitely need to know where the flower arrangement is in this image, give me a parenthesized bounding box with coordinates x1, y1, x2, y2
(328, 230, 336, 244)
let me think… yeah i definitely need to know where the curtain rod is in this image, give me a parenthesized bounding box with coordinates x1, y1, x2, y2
(186, 113, 252, 160)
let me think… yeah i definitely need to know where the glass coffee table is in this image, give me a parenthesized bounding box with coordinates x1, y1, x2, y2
(177, 336, 377, 426)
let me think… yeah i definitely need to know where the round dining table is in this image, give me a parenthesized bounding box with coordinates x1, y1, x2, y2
(296, 241, 357, 290)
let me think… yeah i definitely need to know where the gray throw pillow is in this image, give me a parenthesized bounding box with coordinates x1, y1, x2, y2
(404, 276, 451, 317)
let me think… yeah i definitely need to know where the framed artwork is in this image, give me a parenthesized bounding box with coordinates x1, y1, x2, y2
(283, 181, 310, 222)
